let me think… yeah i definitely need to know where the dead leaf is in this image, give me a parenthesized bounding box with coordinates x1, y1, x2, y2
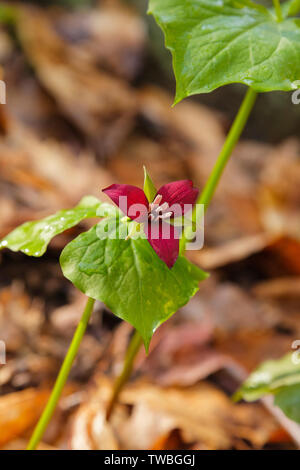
(120, 380, 276, 450)
(189, 233, 278, 270)
(0, 388, 50, 447)
(16, 6, 137, 158)
(52, 2, 146, 80)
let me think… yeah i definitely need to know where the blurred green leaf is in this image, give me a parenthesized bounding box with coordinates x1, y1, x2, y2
(0, 196, 106, 257)
(274, 384, 300, 423)
(0, 4, 17, 25)
(235, 353, 300, 402)
(283, 0, 300, 17)
(60, 218, 208, 351)
(149, 0, 300, 103)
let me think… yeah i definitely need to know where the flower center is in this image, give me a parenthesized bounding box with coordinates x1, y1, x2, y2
(148, 194, 172, 222)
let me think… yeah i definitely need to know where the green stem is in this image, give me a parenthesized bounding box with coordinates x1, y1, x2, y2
(273, 0, 283, 22)
(197, 87, 257, 207)
(26, 297, 95, 450)
(181, 86, 257, 250)
(107, 87, 258, 418)
(106, 330, 143, 420)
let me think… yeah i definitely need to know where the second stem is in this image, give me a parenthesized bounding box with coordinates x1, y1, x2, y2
(107, 86, 257, 418)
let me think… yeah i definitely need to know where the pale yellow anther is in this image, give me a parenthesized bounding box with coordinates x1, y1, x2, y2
(152, 194, 162, 205)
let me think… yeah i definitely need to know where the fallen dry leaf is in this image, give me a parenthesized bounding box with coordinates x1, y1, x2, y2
(70, 375, 278, 450)
(120, 380, 277, 450)
(0, 388, 50, 447)
(16, 5, 137, 158)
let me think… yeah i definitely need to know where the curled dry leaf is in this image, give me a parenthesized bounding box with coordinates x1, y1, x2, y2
(70, 376, 277, 450)
(70, 376, 119, 450)
(0, 388, 50, 447)
(120, 380, 278, 450)
(71, 403, 119, 451)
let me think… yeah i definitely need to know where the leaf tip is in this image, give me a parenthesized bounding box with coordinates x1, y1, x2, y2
(0, 239, 8, 250)
(232, 390, 242, 403)
(172, 97, 181, 107)
(140, 331, 151, 355)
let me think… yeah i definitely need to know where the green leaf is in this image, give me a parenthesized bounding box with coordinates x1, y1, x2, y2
(274, 384, 300, 423)
(234, 353, 300, 402)
(143, 166, 157, 203)
(148, 0, 300, 103)
(283, 0, 300, 18)
(0, 4, 17, 25)
(0, 196, 108, 257)
(60, 219, 208, 351)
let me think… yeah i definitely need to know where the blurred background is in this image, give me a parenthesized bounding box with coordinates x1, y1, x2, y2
(1, 0, 300, 450)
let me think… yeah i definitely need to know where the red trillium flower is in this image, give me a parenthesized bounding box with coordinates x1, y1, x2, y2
(102, 180, 199, 268)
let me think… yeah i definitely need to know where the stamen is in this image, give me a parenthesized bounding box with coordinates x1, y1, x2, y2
(149, 203, 159, 212)
(152, 206, 161, 214)
(160, 211, 172, 219)
(149, 194, 171, 223)
(152, 194, 162, 205)
(160, 202, 169, 212)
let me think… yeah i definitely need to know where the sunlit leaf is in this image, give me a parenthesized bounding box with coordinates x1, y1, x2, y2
(234, 353, 300, 402)
(283, 0, 300, 18)
(274, 384, 300, 423)
(149, 0, 300, 103)
(0, 196, 108, 257)
(60, 218, 208, 351)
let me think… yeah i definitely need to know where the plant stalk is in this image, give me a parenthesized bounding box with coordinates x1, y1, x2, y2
(181, 86, 257, 250)
(273, 0, 283, 22)
(26, 297, 96, 450)
(106, 330, 143, 420)
(107, 86, 258, 418)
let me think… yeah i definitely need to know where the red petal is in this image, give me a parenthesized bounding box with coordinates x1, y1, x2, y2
(102, 184, 148, 221)
(146, 221, 179, 269)
(156, 180, 199, 217)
